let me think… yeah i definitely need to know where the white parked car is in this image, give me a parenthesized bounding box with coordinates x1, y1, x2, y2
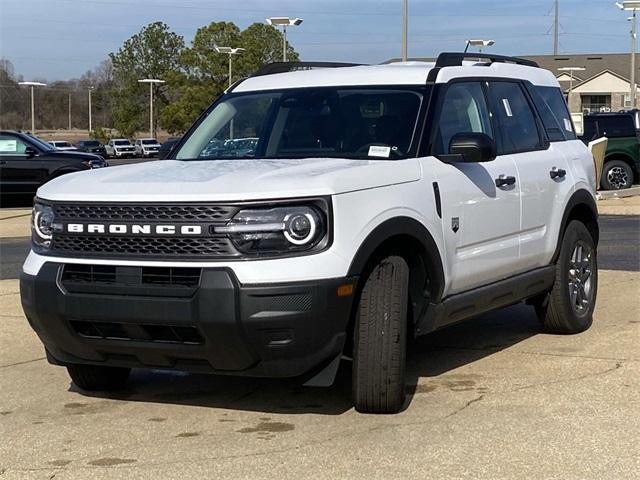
(104, 139, 135, 158)
(48, 141, 77, 151)
(21, 54, 599, 414)
(134, 138, 162, 157)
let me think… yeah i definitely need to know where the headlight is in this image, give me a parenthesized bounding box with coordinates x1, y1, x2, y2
(31, 203, 55, 251)
(217, 205, 327, 255)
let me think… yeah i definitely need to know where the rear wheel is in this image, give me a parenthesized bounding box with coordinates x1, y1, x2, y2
(535, 220, 597, 334)
(352, 256, 409, 414)
(601, 159, 633, 190)
(66, 364, 130, 391)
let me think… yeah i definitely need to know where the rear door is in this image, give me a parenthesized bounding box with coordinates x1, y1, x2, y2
(0, 134, 43, 195)
(487, 81, 574, 269)
(428, 81, 521, 293)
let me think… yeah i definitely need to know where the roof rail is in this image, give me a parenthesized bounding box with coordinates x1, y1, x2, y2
(252, 61, 363, 77)
(434, 52, 539, 68)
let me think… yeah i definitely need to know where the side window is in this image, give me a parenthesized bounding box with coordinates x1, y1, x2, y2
(0, 135, 28, 155)
(526, 85, 565, 142)
(488, 82, 541, 154)
(433, 82, 493, 155)
(535, 86, 576, 140)
(599, 116, 636, 138)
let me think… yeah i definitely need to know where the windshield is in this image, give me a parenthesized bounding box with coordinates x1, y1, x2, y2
(29, 135, 55, 151)
(84, 141, 100, 147)
(114, 140, 131, 146)
(55, 142, 71, 147)
(176, 87, 425, 161)
(142, 139, 158, 145)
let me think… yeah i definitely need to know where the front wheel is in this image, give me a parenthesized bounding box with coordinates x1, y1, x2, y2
(535, 220, 597, 334)
(601, 159, 633, 190)
(352, 256, 409, 414)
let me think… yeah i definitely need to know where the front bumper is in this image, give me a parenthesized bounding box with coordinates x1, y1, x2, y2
(21, 263, 356, 378)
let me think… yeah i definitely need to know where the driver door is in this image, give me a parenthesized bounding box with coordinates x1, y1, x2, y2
(426, 81, 522, 294)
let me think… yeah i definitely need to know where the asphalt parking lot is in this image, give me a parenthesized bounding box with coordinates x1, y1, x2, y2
(0, 201, 639, 479)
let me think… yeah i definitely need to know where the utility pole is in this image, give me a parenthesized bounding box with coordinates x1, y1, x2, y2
(68, 92, 72, 130)
(402, 0, 408, 61)
(631, 9, 637, 108)
(617, 2, 639, 108)
(88, 87, 93, 133)
(553, 0, 560, 55)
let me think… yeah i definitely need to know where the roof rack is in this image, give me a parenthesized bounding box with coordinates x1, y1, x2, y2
(434, 52, 539, 68)
(252, 61, 363, 77)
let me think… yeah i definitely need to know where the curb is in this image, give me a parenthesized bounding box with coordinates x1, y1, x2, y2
(597, 185, 640, 200)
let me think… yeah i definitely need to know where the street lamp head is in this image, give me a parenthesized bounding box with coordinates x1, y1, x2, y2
(266, 16, 303, 26)
(617, 1, 640, 9)
(214, 46, 245, 55)
(18, 81, 47, 87)
(466, 39, 495, 47)
(138, 78, 165, 84)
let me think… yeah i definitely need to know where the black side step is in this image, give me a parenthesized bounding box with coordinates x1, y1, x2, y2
(415, 266, 554, 335)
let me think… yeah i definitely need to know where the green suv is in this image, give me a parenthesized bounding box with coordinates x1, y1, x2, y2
(581, 111, 639, 190)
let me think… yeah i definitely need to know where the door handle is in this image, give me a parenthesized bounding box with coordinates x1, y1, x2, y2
(495, 175, 516, 188)
(549, 167, 566, 179)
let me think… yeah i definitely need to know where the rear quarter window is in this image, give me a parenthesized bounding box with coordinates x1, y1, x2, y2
(535, 86, 576, 140)
(596, 116, 636, 138)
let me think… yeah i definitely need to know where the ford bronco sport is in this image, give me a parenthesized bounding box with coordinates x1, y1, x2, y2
(580, 111, 639, 190)
(21, 53, 599, 413)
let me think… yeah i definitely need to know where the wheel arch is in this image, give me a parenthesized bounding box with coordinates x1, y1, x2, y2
(552, 189, 599, 263)
(347, 216, 445, 302)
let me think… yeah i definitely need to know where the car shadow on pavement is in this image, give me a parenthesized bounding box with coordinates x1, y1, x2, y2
(70, 303, 541, 415)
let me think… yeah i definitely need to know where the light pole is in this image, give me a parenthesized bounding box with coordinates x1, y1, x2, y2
(88, 86, 93, 133)
(18, 81, 47, 133)
(266, 17, 303, 62)
(402, 0, 408, 61)
(68, 91, 72, 130)
(617, 2, 640, 108)
(464, 39, 495, 54)
(214, 46, 245, 88)
(138, 78, 165, 138)
(558, 67, 586, 110)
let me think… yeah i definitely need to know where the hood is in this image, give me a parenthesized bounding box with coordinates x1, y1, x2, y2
(44, 150, 103, 161)
(37, 157, 422, 202)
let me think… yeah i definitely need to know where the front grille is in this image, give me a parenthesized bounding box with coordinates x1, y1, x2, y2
(53, 235, 238, 258)
(61, 264, 201, 287)
(70, 320, 204, 345)
(53, 204, 237, 222)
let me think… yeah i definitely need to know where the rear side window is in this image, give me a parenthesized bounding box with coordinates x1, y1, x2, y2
(536, 86, 576, 140)
(597, 116, 636, 138)
(488, 82, 541, 154)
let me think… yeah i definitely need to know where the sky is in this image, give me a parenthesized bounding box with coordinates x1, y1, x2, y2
(0, 0, 635, 81)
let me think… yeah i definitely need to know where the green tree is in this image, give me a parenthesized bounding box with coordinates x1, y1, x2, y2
(159, 22, 299, 134)
(109, 22, 185, 137)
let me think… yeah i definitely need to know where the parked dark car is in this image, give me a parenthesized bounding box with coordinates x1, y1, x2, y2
(158, 137, 181, 160)
(75, 140, 107, 157)
(580, 112, 640, 190)
(0, 130, 108, 198)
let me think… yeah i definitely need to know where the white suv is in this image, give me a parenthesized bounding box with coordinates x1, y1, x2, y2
(134, 138, 161, 157)
(21, 54, 599, 413)
(105, 138, 135, 158)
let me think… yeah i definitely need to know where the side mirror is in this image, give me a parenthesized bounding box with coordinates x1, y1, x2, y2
(24, 146, 37, 157)
(448, 133, 496, 163)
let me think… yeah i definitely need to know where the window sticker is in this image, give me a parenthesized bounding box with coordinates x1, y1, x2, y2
(368, 145, 391, 158)
(502, 98, 513, 117)
(0, 139, 17, 152)
(563, 118, 573, 132)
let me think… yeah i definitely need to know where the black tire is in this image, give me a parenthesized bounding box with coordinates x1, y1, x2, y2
(535, 220, 597, 334)
(66, 364, 130, 391)
(352, 256, 409, 414)
(601, 159, 634, 190)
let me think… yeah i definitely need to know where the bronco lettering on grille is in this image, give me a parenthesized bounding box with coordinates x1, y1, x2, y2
(66, 224, 203, 235)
